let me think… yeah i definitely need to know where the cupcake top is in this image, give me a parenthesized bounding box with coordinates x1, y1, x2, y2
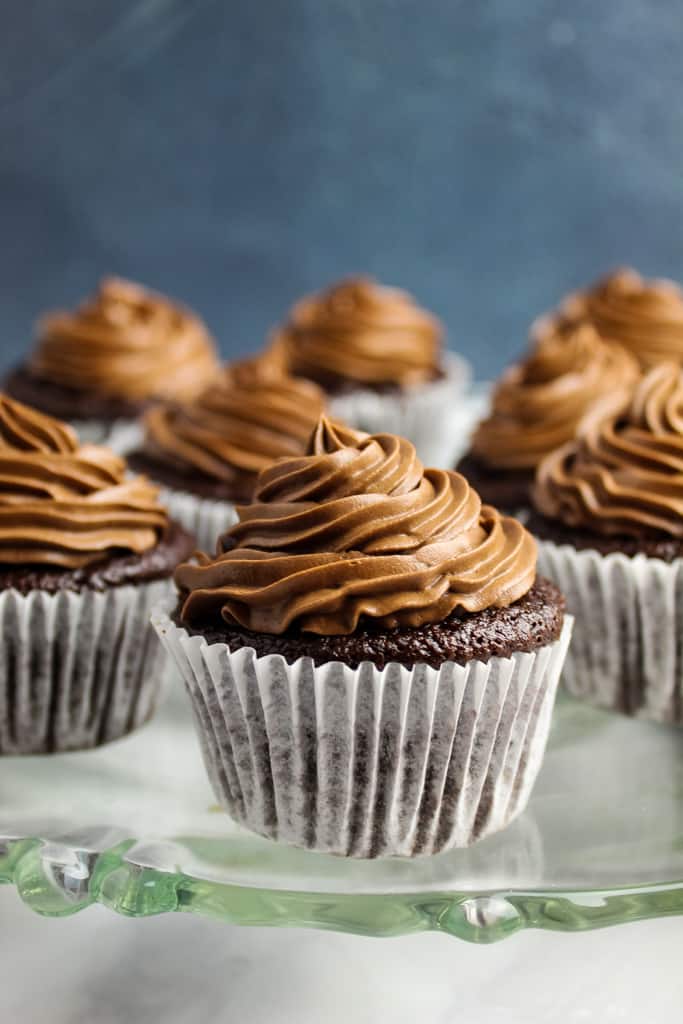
(271, 277, 442, 390)
(175, 418, 536, 635)
(533, 362, 683, 539)
(470, 317, 639, 471)
(140, 360, 326, 500)
(0, 394, 168, 568)
(563, 267, 683, 369)
(30, 277, 219, 403)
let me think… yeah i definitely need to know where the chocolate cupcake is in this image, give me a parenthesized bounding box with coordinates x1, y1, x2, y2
(530, 363, 683, 723)
(128, 358, 326, 552)
(0, 394, 194, 754)
(562, 266, 683, 369)
(5, 277, 220, 451)
(155, 419, 571, 857)
(457, 316, 639, 515)
(269, 276, 470, 467)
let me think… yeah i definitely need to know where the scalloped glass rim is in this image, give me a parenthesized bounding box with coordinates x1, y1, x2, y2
(3, 684, 683, 944)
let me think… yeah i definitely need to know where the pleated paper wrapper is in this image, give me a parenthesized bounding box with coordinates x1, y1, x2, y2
(537, 539, 683, 724)
(154, 611, 572, 858)
(71, 417, 143, 455)
(157, 488, 238, 556)
(0, 578, 174, 755)
(328, 353, 471, 469)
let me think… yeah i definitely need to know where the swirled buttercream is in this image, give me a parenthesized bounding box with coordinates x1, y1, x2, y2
(533, 363, 683, 538)
(563, 267, 683, 369)
(0, 395, 168, 567)
(175, 418, 537, 635)
(471, 318, 640, 470)
(30, 277, 219, 401)
(142, 362, 326, 497)
(271, 277, 442, 389)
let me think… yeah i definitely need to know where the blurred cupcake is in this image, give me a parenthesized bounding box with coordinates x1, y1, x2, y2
(530, 363, 683, 723)
(4, 277, 220, 452)
(270, 276, 470, 466)
(155, 418, 571, 858)
(128, 358, 326, 553)
(562, 267, 683, 369)
(0, 394, 194, 754)
(457, 316, 639, 515)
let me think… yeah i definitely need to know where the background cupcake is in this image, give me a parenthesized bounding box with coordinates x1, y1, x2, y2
(530, 362, 683, 723)
(128, 358, 326, 552)
(155, 418, 570, 858)
(4, 277, 220, 452)
(0, 394, 194, 755)
(269, 276, 470, 467)
(561, 266, 683, 369)
(457, 316, 639, 515)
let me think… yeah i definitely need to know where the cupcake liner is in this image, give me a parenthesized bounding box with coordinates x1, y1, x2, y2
(153, 611, 572, 858)
(71, 418, 143, 455)
(536, 540, 683, 723)
(0, 578, 174, 755)
(156, 488, 238, 555)
(328, 353, 471, 468)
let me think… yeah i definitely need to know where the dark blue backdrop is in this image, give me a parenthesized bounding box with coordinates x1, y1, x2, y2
(2, 0, 683, 378)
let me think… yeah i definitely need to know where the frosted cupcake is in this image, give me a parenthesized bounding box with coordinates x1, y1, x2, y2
(270, 277, 470, 466)
(530, 363, 683, 723)
(0, 394, 194, 754)
(562, 267, 683, 369)
(4, 277, 220, 451)
(457, 316, 639, 516)
(127, 359, 326, 552)
(155, 418, 571, 858)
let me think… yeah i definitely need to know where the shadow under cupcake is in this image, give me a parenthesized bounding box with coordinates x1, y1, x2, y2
(0, 394, 194, 755)
(529, 362, 683, 724)
(4, 277, 220, 452)
(155, 418, 571, 858)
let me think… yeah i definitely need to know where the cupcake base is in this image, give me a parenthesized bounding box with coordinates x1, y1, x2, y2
(154, 597, 571, 858)
(455, 452, 534, 518)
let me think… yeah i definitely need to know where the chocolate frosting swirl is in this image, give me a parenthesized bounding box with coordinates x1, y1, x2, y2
(564, 267, 683, 369)
(142, 362, 326, 499)
(30, 277, 219, 402)
(176, 418, 536, 635)
(0, 395, 168, 567)
(470, 318, 639, 470)
(271, 277, 442, 389)
(533, 363, 683, 539)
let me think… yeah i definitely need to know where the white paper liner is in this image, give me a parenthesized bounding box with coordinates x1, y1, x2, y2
(328, 353, 471, 468)
(536, 540, 683, 724)
(0, 578, 174, 755)
(155, 488, 238, 555)
(153, 612, 572, 858)
(70, 418, 143, 455)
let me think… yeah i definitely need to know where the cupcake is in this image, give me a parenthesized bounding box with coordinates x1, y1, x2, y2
(154, 418, 571, 858)
(269, 276, 470, 467)
(457, 316, 639, 515)
(127, 359, 326, 553)
(530, 363, 683, 723)
(0, 394, 194, 754)
(4, 277, 220, 452)
(562, 267, 683, 369)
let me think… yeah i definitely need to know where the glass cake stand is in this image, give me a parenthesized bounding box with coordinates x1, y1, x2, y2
(2, 678, 683, 944)
(2, 388, 682, 943)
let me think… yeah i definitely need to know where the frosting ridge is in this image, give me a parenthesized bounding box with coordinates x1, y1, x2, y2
(471, 318, 639, 470)
(533, 363, 683, 538)
(30, 277, 219, 402)
(271, 277, 442, 389)
(0, 395, 168, 567)
(176, 418, 537, 635)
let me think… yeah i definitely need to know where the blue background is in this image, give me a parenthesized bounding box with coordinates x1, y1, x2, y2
(1, 0, 683, 378)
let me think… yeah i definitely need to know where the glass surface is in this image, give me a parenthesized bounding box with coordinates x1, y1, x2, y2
(2, 684, 683, 943)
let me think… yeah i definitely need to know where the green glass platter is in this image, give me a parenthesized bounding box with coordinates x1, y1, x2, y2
(2, 684, 683, 943)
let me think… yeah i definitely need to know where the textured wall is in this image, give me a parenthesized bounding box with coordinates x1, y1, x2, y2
(1, 0, 683, 378)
